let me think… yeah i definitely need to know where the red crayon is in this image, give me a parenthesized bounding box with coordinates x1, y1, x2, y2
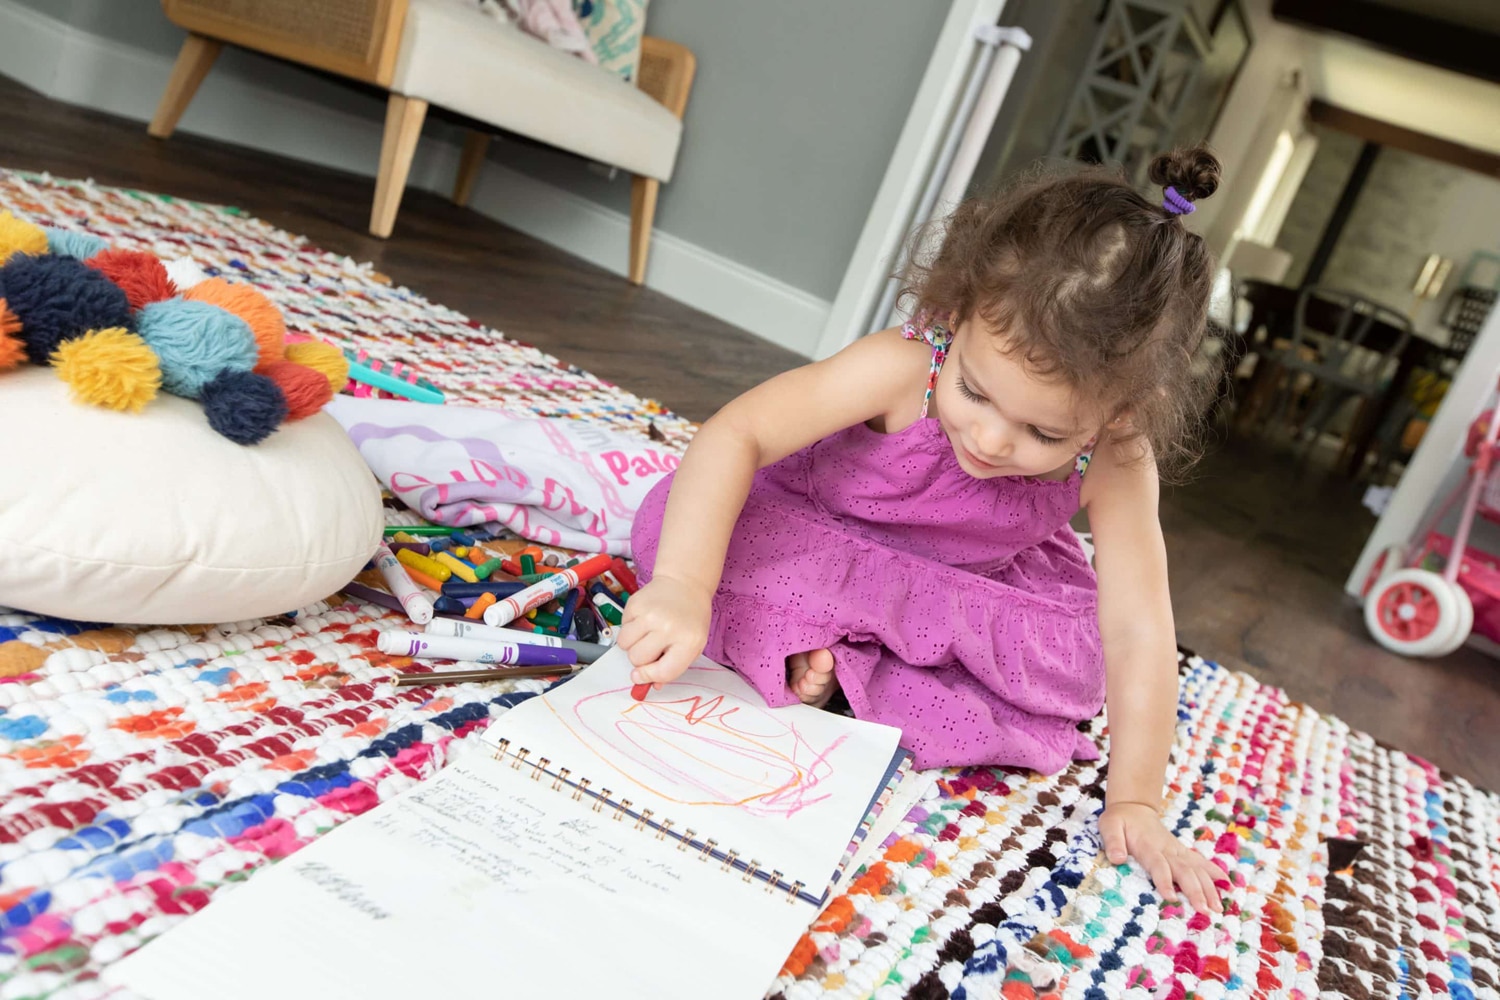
(630, 682, 652, 701)
(610, 558, 640, 594)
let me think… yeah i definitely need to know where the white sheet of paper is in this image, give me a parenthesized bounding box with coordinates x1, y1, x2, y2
(106, 752, 816, 1000)
(484, 648, 902, 893)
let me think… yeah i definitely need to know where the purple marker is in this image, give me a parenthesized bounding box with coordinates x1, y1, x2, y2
(376, 631, 577, 666)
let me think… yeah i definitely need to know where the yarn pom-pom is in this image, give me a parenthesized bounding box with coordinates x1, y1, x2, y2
(0, 253, 135, 363)
(137, 298, 258, 399)
(0, 211, 47, 264)
(185, 277, 286, 364)
(87, 248, 177, 311)
(51, 327, 162, 413)
(0, 298, 23, 371)
(163, 256, 211, 291)
(199, 369, 288, 445)
(258, 360, 333, 420)
(281, 339, 349, 392)
(45, 227, 110, 260)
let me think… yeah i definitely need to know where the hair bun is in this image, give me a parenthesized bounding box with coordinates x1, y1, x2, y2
(1148, 145, 1221, 203)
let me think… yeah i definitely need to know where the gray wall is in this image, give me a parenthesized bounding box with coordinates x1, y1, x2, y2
(1320, 147, 1500, 342)
(1276, 131, 1500, 345)
(1275, 124, 1363, 286)
(489, 2, 946, 299)
(10, 0, 946, 302)
(19, 0, 183, 52)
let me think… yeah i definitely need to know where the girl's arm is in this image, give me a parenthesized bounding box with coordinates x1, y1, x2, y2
(1081, 441, 1177, 810)
(1083, 441, 1223, 914)
(622, 328, 927, 683)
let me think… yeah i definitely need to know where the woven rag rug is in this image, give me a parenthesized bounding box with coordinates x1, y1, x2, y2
(0, 170, 1496, 1000)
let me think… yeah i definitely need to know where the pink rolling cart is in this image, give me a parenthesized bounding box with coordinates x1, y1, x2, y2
(1363, 375, 1500, 656)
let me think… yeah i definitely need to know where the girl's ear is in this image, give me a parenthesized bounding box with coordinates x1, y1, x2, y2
(1107, 406, 1134, 431)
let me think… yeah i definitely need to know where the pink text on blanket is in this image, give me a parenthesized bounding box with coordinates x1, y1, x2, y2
(601, 449, 680, 486)
(391, 459, 531, 501)
(541, 477, 605, 528)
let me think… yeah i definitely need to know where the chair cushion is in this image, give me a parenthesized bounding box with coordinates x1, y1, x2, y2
(393, 0, 682, 181)
(0, 366, 383, 625)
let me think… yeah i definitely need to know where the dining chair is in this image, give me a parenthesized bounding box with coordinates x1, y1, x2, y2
(1262, 286, 1413, 454)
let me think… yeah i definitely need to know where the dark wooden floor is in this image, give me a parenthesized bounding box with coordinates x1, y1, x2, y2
(3, 75, 1496, 791)
(1162, 436, 1499, 791)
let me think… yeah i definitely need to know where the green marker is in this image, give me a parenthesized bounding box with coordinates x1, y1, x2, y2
(593, 595, 623, 626)
(519, 572, 561, 585)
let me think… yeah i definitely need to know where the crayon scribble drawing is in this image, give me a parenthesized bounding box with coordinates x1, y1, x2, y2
(552, 666, 849, 818)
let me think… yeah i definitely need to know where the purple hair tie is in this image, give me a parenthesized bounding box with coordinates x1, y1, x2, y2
(1163, 186, 1196, 216)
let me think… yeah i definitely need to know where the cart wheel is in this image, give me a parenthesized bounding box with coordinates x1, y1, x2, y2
(1360, 544, 1406, 599)
(1365, 569, 1464, 657)
(1431, 581, 1474, 657)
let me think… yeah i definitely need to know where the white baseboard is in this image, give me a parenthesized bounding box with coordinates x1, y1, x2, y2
(0, 0, 828, 357)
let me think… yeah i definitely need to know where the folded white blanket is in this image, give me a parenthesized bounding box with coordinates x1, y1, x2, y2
(328, 396, 676, 555)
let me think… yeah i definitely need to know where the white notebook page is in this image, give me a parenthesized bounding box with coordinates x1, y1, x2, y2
(107, 752, 817, 1000)
(484, 648, 902, 893)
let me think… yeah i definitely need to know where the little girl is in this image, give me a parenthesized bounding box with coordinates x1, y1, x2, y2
(621, 147, 1226, 915)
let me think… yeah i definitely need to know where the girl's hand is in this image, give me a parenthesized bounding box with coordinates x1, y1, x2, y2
(617, 574, 713, 688)
(1099, 803, 1224, 915)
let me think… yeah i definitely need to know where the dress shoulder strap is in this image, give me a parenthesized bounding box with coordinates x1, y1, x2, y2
(901, 312, 953, 419)
(1074, 436, 1098, 478)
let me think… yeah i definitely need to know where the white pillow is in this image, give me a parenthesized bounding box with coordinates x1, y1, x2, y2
(0, 367, 383, 624)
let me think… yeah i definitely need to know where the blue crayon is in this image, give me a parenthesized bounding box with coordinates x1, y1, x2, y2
(451, 531, 475, 546)
(432, 596, 468, 615)
(556, 588, 581, 637)
(441, 580, 528, 599)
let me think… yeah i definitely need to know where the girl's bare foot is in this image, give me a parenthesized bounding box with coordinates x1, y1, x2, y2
(787, 648, 837, 708)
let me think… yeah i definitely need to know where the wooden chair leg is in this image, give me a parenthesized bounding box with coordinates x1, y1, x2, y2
(370, 94, 429, 239)
(148, 34, 223, 139)
(453, 130, 490, 207)
(628, 175, 660, 285)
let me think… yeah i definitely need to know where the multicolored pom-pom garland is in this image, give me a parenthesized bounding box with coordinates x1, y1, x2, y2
(0, 209, 347, 445)
(0, 169, 1494, 1000)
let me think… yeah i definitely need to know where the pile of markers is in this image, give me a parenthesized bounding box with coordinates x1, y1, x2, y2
(345, 523, 637, 687)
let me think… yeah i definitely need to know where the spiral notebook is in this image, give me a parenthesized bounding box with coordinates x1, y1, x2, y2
(107, 649, 907, 1000)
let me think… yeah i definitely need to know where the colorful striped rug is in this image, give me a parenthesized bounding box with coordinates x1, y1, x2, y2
(0, 170, 1496, 1000)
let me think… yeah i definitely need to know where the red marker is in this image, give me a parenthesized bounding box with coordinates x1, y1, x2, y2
(483, 553, 612, 627)
(630, 682, 652, 701)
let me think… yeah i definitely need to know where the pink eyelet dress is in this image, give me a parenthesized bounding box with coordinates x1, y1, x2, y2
(630, 317, 1105, 772)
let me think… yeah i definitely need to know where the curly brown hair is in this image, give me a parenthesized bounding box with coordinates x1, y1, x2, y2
(900, 146, 1222, 478)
